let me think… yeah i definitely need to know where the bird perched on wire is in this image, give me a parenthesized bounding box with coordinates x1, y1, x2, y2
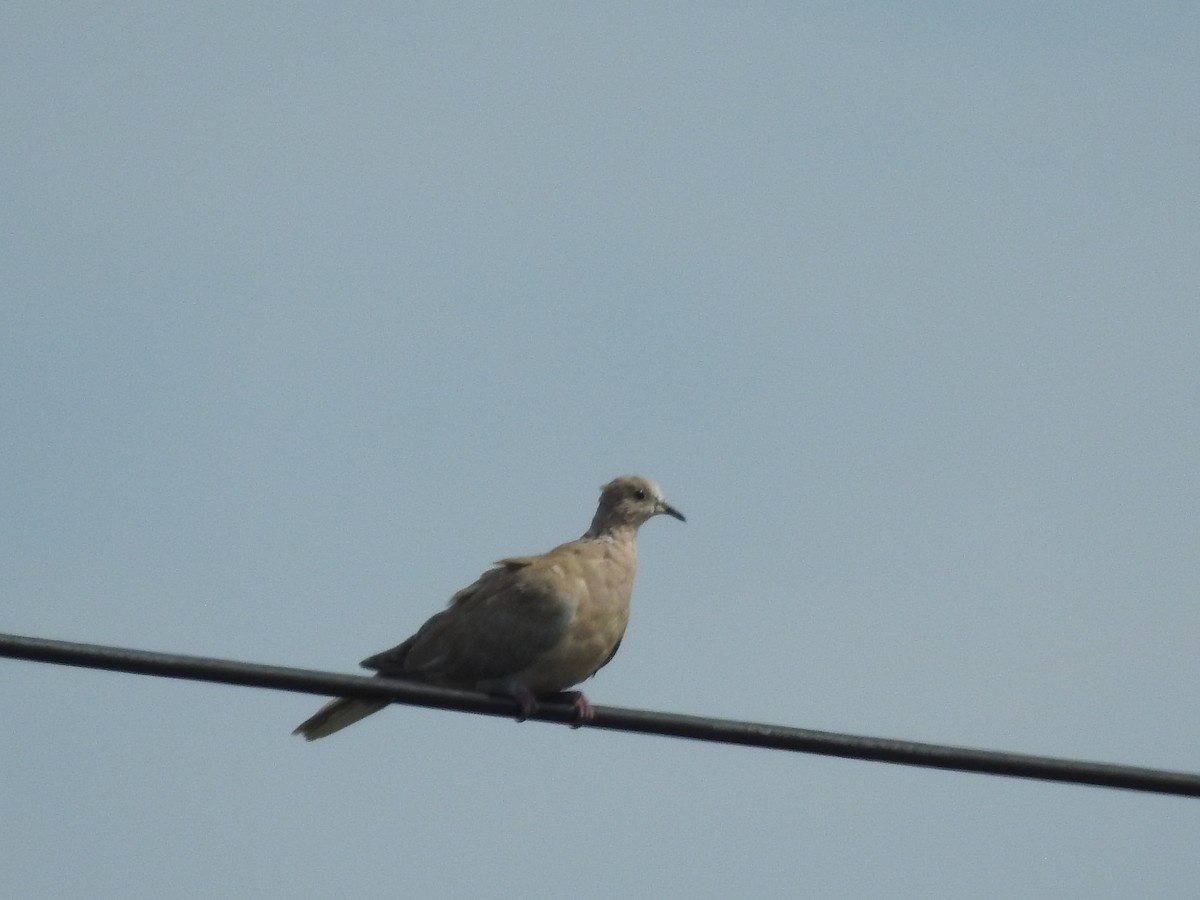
(293, 475, 685, 740)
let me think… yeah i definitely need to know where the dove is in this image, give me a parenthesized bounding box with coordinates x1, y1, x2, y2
(293, 475, 684, 739)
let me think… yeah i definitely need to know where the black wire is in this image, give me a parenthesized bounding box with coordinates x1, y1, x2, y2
(2, 630, 1197, 798)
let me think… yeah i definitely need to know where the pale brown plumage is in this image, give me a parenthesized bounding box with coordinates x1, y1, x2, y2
(293, 475, 684, 739)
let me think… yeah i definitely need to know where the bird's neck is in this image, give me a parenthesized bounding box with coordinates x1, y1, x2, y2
(583, 519, 638, 543)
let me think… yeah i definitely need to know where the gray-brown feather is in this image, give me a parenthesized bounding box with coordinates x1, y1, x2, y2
(361, 558, 571, 685)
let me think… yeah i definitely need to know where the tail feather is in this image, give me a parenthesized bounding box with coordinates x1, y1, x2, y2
(293, 697, 388, 741)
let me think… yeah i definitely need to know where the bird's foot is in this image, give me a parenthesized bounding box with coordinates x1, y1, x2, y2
(504, 687, 593, 727)
(507, 685, 539, 722)
(569, 692, 595, 728)
(544, 690, 594, 728)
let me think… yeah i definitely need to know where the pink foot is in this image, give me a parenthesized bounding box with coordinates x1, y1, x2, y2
(507, 685, 539, 722)
(562, 691, 594, 728)
(504, 687, 594, 727)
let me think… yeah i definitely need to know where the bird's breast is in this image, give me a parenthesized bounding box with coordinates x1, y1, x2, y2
(513, 541, 636, 692)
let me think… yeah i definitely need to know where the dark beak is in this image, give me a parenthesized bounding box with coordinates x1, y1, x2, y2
(660, 502, 686, 523)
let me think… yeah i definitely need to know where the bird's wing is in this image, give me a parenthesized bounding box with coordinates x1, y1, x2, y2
(361, 556, 573, 684)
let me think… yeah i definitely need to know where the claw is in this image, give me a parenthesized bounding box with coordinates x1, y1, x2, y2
(561, 691, 594, 728)
(504, 687, 594, 727)
(508, 685, 539, 722)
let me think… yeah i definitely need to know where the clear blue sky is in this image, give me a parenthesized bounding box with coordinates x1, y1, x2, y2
(3, 4, 1198, 898)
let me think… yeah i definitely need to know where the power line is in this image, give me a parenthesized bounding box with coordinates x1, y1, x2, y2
(2, 630, 1197, 799)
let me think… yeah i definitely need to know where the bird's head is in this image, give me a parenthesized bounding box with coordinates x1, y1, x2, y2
(588, 475, 685, 536)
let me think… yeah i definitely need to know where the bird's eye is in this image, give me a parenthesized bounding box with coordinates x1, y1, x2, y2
(632, 488, 647, 500)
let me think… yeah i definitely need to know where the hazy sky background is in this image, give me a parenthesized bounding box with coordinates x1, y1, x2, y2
(3, 4, 1198, 898)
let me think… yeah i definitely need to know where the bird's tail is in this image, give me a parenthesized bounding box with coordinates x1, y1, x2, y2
(292, 697, 388, 741)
